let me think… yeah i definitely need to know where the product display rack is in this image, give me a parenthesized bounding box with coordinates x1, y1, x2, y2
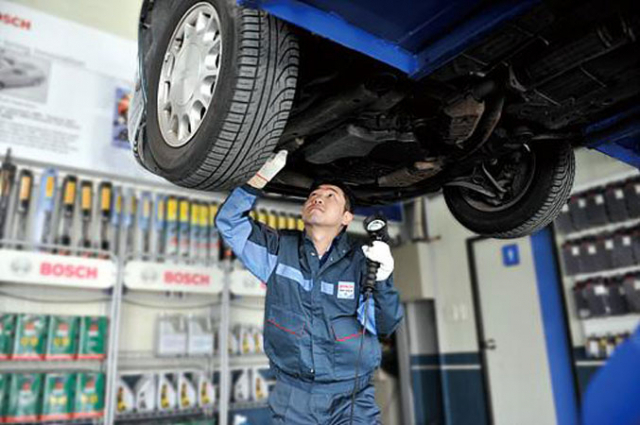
(553, 169, 640, 385)
(114, 407, 210, 423)
(0, 159, 403, 425)
(6, 419, 101, 425)
(0, 160, 229, 425)
(0, 238, 116, 425)
(0, 359, 104, 373)
(228, 401, 269, 411)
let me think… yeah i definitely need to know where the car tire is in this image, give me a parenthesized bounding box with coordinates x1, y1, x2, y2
(140, 0, 298, 190)
(443, 142, 575, 239)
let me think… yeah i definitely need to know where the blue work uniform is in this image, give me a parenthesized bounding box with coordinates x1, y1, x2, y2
(216, 185, 404, 424)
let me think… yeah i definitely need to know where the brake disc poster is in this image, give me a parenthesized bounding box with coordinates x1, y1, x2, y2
(0, 1, 158, 181)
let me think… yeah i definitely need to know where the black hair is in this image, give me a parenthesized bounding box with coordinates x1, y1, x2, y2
(308, 179, 356, 213)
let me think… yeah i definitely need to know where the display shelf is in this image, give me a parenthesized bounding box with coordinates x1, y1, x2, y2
(560, 217, 640, 241)
(118, 353, 213, 373)
(567, 264, 640, 282)
(114, 407, 210, 423)
(581, 314, 640, 337)
(229, 401, 269, 411)
(0, 359, 104, 373)
(552, 167, 640, 397)
(210, 353, 268, 369)
(123, 260, 224, 294)
(0, 247, 117, 290)
(229, 353, 269, 368)
(3, 417, 103, 425)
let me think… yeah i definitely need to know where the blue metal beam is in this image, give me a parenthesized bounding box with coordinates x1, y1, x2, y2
(238, 0, 416, 74)
(530, 229, 580, 425)
(239, 0, 537, 79)
(585, 107, 640, 169)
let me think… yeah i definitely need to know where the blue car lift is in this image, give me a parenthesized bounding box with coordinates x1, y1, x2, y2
(240, 0, 640, 169)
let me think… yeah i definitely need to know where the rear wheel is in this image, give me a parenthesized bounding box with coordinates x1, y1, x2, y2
(140, 0, 298, 190)
(443, 142, 575, 238)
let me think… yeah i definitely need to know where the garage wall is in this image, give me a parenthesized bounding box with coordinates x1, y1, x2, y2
(559, 149, 638, 399)
(405, 301, 444, 424)
(416, 195, 487, 425)
(564, 148, 636, 352)
(410, 147, 636, 425)
(6, 0, 143, 40)
(573, 148, 638, 190)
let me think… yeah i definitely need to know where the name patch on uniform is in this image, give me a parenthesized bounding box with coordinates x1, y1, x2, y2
(337, 281, 355, 299)
(321, 282, 334, 295)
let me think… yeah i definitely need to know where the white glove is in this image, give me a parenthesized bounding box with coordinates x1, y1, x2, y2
(361, 241, 394, 281)
(247, 150, 288, 189)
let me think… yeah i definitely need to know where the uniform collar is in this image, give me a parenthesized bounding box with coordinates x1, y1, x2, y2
(302, 228, 353, 265)
(303, 228, 351, 251)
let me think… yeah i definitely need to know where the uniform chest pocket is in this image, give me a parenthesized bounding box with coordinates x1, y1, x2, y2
(264, 305, 306, 373)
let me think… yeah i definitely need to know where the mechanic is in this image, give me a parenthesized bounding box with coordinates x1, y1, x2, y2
(216, 151, 404, 424)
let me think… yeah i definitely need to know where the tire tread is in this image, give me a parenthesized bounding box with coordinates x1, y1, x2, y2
(170, 6, 298, 190)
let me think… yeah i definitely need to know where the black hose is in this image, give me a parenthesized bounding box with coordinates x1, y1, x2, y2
(349, 259, 379, 425)
(349, 291, 372, 425)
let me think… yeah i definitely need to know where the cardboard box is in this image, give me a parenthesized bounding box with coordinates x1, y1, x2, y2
(73, 373, 105, 419)
(0, 314, 16, 360)
(77, 316, 108, 360)
(45, 316, 79, 360)
(12, 315, 48, 360)
(156, 315, 187, 357)
(4, 373, 43, 423)
(187, 316, 214, 357)
(41, 373, 76, 421)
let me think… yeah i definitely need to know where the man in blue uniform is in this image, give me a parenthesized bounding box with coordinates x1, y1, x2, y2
(216, 151, 404, 424)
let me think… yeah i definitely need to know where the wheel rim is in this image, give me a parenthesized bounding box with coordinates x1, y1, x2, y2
(157, 2, 222, 148)
(461, 146, 537, 213)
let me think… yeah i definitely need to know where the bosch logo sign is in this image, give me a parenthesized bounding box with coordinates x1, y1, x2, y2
(0, 13, 32, 30)
(40, 262, 98, 279)
(164, 272, 210, 286)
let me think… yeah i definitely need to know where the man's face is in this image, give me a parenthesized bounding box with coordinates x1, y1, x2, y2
(302, 184, 354, 228)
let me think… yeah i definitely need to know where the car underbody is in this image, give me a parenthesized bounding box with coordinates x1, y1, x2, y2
(267, 0, 639, 205)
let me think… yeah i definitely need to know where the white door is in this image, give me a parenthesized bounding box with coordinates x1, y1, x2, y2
(472, 237, 556, 425)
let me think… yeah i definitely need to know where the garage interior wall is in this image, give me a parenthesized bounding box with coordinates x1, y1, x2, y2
(6, 0, 143, 40)
(402, 148, 637, 425)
